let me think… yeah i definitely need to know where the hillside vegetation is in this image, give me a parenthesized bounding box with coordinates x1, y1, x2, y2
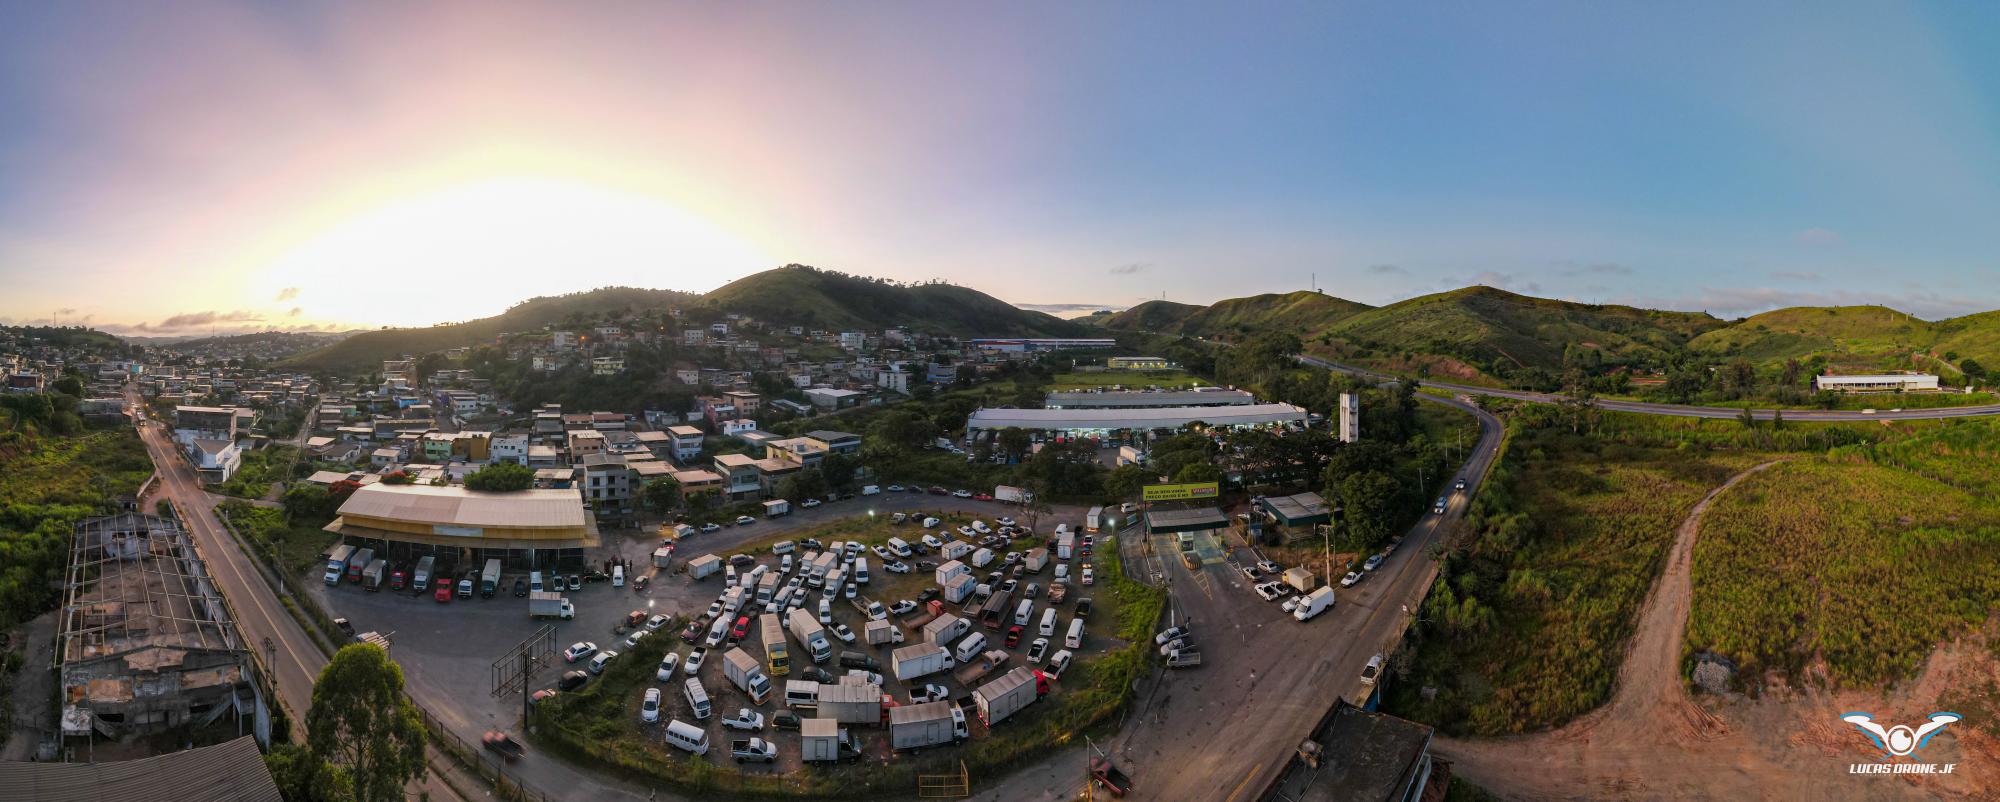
(0, 428, 153, 630)
(695, 265, 1084, 336)
(283, 286, 697, 371)
(1104, 291, 1370, 338)
(1688, 305, 1947, 371)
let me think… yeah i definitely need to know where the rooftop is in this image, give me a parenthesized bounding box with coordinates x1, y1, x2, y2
(1044, 389, 1255, 408)
(968, 402, 1307, 432)
(333, 483, 588, 529)
(0, 735, 279, 802)
(1262, 699, 1437, 802)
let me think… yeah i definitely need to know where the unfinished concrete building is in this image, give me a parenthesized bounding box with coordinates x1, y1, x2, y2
(58, 513, 260, 742)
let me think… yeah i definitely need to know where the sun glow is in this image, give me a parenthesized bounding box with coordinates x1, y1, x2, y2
(260, 176, 772, 327)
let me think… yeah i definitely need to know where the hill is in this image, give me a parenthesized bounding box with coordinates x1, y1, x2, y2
(1102, 300, 1203, 333)
(1687, 306, 1936, 369)
(283, 286, 697, 372)
(693, 265, 1085, 336)
(1324, 286, 1725, 374)
(1104, 291, 1371, 338)
(0, 325, 136, 358)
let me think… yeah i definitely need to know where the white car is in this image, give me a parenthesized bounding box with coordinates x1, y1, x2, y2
(957, 526, 975, 538)
(722, 709, 765, 731)
(1047, 649, 1073, 680)
(822, 583, 838, 601)
(563, 641, 598, 663)
(909, 683, 949, 703)
(624, 630, 649, 648)
(871, 545, 893, 559)
(1154, 626, 1189, 646)
(684, 647, 707, 674)
(885, 560, 911, 574)
(1360, 653, 1384, 685)
(700, 523, 722, 533)
(588, 649, 619, 675)
(1281, 597, 1302, 614)
(1253, 581, 1286, 601)
(953, 489, 972, 498)
(645, 614, 669, 631)
(641, 687, 662, 722)
(844, 582, 858, 599)
(831, 623, 856, 643)
(1080, 567, 1095, 586)
(736, 515, 756, 525)
(1341, 572, 1364, 588)
(1256, 560, 1280, 574)
(922, 517, 940, 528)
(866, 601, 888, 621)
(922, 534, 943, 549)
(889, 600, 917, 615)
(819, 599, 833, 624)
(997, 517, 1015, 527)
(802, 498, 822, 508)
(971, 520, 990, 534)
(891, 512, 908, 524)
(656, 653, 680, 681)
(1363, 554, 1384, 571)
(1027, 637, 1049, 663)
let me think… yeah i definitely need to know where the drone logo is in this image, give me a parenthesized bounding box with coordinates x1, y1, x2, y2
(1841, 712, 1961, 757)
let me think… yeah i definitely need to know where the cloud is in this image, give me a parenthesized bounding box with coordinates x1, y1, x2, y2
(1617, 285, 1995, 321)
(289, 306, 303, 317)
(122, 309, 268, 332)
(1795, 227, 1842, 246)
(275, 287, 299, 301)
(1017, 303, 1123, 318)
(55, 307, 78, 316)
(1769, 270, 1823, 281)
(1366, 264, 1408, 275)
(1108, 262, 1151, 275)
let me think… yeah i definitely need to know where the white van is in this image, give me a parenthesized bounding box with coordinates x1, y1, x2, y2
(683, 677, 711, 720)
(953, 631, 988, 663)
(887, 537, 912, 558)
(706, 617, 729, 647)
(854, 558, 870, 585)
(862, 485, 881, 495)
(664, 719, 709, 755)
(780, 554, 793, 574)
(1039, 608, 1059, 637)
(1014, 600, 1035, 627)
(529, 571, 544, 593)
(772, 540, 796, 555)
(611, 564, 625, 587)
(1054, 564, 1069, 581)
(1065, 618, 1085, 649)
(785, 679, 819, 708)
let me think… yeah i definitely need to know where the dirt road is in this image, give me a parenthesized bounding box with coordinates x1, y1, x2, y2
(1438, 461, 1997, 801)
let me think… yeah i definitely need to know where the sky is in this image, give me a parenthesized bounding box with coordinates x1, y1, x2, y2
(4, 1, 2000, 335)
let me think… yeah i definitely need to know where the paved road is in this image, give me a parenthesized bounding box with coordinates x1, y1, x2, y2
(1301, 355, 2000, 421)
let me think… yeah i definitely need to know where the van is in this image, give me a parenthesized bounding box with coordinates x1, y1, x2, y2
(1054, 564, 1069, 581)
(612, 565, 625, 588)
(953, 632, 988, 663)
(887, 537, 912, 558)
(772, 540, 796, 556)
(1014, 599, 1035, 627)
(664, 719, 709, 755)
(781, 554, 793, 574)
(1065, 618, 1085, 649)
(862, 485, 880, 495)
(854, 558, 870, 585)
(1039, 608, 1059, 637)
(785, 679, 819, 708)
(529, 571, 544, 593)
(683, 678, 711, 720)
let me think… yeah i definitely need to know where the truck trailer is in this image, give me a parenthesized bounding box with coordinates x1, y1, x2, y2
(722, 647, 773, 704)
(528, 591, 575, 620)
(787, 607, 832, 663)
(975, 666, 1049, 726)
(891, 643, 956, 681)
(889, 701, 968, 751)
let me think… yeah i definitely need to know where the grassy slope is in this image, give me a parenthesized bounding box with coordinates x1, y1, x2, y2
(1327, 286, 1724, 371)
(1100, 300, 1203, 332)
(284, 286, 697, 371)
(696, 265, 1085, 337)
(1101, 291, 1370, 338)
(1687, 305, 1937, 369)
(0, 428, 154, 629)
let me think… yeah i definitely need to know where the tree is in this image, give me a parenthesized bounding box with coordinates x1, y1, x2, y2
(1173, 461, 1223, 485)
(464, 461, 533, 491)
(778, 469, 829, 502)
(1738, 406, 1756, 429)
(1961, 359, 1986, 383)
(283, 484, 334, 520)
(1770, 408, 1784, 430)
(994, 427, 1032, 462)
(818, 452, 858, 491)
(640, 476, 681, 511)
(305, 644, 427, 802)
(380, 471, 415, 485)
(1103, 464, 1152, 501)
(50, 375, 84, 397)
(265, 743, 355, 802)
(1332, 470, 1401, 548)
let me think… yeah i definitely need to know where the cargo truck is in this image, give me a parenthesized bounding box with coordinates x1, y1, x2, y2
(1056, 533, 1075, 560)
(977, 589, 1012, 629)
(905, 599, 947, 629)
(815, 680, 881, 724)
(975, 666, 1049, 726)
(759, 613, 789, 676)
(1024, 548, 1048, 572)
(479, 558, 502, 597)
(942, 574, 976, 604)
(952, 649, 1012, 686)
(756, 572, 779, 604)
(934, 559, 969, 587)
(722, 647, 773, 704)
(1283, 567, 1316, 593)
(687, 554, 721, 579)
(941, 540, 973, 561)
(651, 546, 675, 568)
(889, 701, 968, 751)
(864, 619, 903, 646)
(361, 558, 388, 591)
(763, 498, 790, 518)
(788, 607, 832, 663)
(970, 547, 994, 568)
(892, 643, 955, 681)
(345, 547, 375, 583)
(800, 717, 862, 763)
(922, 613, 970, 647)
(528, 591, 575, 620)
(324, 544, 357, 585)
(994, 485, 1033, 504)
(1293, 586, 1335, 621)
(411, 555, 435, 592)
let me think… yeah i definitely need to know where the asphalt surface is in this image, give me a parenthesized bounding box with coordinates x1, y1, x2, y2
(1300, 355, 2000, 421)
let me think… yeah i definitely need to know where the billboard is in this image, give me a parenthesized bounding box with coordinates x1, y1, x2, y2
(1142, 482, 1220, 502)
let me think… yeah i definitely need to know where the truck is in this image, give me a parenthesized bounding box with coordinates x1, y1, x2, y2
(759, 613, 789, 676)
(411, 555, 436, 592)
(922, 613, 970, 647)
(977, 589, 1013, 630)
(722, 647, 773, 704)
(1166, 649, 1202, 669)
(324, 544, 357, 585)
(756, 572, 779, 604)
(994, 485, 1033, 504)
(1056, 533, 1075, 560)
(970, 547, 995, 568)
(800, 717, 862, 763)
(889, 701, 968, 751)
(941, 540, 973, 561)
(1024, 548, 1048, 572)
(1085, 506, 1103, 533)
(687, 554, 721, 579)
(763, 498, 791, 518)
(1293, 586, 1336, 621)
(934, 559, 969, 587)
(952, 649, 1012, 686)
(345, 547, 375, 583)
(1090, 758, 1135, 797)
(729, 737, 777, 764)
(892, 643, 955, 681)
(815, 680, 881, 725)
(788, 607, 832, 663)
(865, 619, 902, 646)
(942, 574, 977, 604)
(905, 599, 947, 629)
(651, 546, 675, 568)
(528, 591, 575, 620)
(361, 558, 388, 591)
(811, 551, 839, 579)
(479, 558, 502, 597)
(1283, 566, 1316, 593)
(974, 666, 1049, 726)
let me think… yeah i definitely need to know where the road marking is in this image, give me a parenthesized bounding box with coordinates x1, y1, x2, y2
(1223, 765, 1263, 802)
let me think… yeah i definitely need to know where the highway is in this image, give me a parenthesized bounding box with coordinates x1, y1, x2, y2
(1300, 355, 2000, 421)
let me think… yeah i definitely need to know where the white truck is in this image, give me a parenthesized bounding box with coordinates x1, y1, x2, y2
(1283, 567, 1316, 593)
(890, 701, 968, 751)
(922, 613, 970, 647)
(1056, 533, 1075, 560)
(892, 643, 956, 681)
(788, 607, 832, 663)
(815, 680, 881, 725)
(975, 666, 1047, 726)
(934, 559, 969, 587)
(994, 485, 1033, 504)
(1293, 586, 1336, 621)
(722, 647, 773, 704)
(800, 717, 863, 763)
(763, 498, 791, 518)
(942, 540, 973, 561)
(687, 554, 721, 579)
(865, 619, 903, 646)
(527, 591, 575, 620)
(1024, 548, 1048, 572)
(411, 554, 435, 592)
(323, 544, 356, 585)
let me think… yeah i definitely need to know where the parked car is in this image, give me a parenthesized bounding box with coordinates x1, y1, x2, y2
(1361, 653, 1384, 685)
(1075, 598, 1093, 618)
(953, 489, 972, 498)
(831, 623, 856, 643)
(866, 601, 888, 620)
(1256, 560, 1280, 574)
(1155, 626, 1188, 646)
(1047, 650, 1074, 680)
(1005, 624, 1025, 648)
(890, 600, 917, 615)
(588, 650, 619, 674)
(730, 615, 752, 640)
(641, 687, 663, 722)
(567, 574, 582, 591)
(685, 647, 707, 675)
(625, 630, 649, 648)
(512, 578, 528, 597)
(909, 683, 949, 704)
(722, 708, 765, 731)
(656, 653, 681, 681)
(1028, 638, 1049, 663)
(646, 614, 669, 631)
(680, 621, 704, 642)
(564, 642, 598, 663)
(886, 560, 910, 574)
(1363, 554, 1384, 572)
(1341, 572, 1364, 588)
(886, 485, 906, 493)
(772, 710, 803, 730)
(736, 515, 757, 526)
(1254, 581, 1288, 600)
(557, 670, 590, 691)
(700, 522, 722, 533)
(802, 498, 822, 508)
(529, 688, 559, 705)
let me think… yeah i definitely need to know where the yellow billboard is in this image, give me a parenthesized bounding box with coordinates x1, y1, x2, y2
(1141, 482, 1220, 502)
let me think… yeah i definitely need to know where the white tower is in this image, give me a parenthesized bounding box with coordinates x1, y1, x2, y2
(1338, 393, 1359, 443)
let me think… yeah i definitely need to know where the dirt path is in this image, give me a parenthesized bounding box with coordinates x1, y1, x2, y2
(1436, 460, 1996, 801)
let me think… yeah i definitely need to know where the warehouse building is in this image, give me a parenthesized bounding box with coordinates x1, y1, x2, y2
(967, 402, 1307, 440)
(1261, 699, 1442, 802)
(1044, 388, 1256, 409)
(1811, 373, 1941, 393)
(324, 483, 599, 571)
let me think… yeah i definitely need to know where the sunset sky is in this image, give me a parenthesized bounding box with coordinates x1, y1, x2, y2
(5, 2, 2000, 335)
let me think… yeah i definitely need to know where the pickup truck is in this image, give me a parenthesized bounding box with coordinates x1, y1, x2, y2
(730, 737, 777, 764)
(1166, 649, 1202, 669)
(1091, 758, 1134, 797)
(721, 708, 765, 731)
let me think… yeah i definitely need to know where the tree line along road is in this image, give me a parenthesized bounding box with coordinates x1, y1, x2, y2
(1299, 355, 2000, 421)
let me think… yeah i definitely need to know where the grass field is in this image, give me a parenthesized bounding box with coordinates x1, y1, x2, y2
(0, 428, 153, 630)
(218, 500, 338, 577)
(212, 444, 299, 499)
(1048, 370, 1207, 391)
(1687, 424, 2000, 689)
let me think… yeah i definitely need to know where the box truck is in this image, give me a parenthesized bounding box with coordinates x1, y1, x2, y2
(922, 613, 970, 647)
(759, 613, 790, 676)
(1085, 506, 1103, 533)
(411, 555, 435, 592)
(815, 680, 881, 725)
(345, 547, 375, 583)
(1024, 548, 1048, 572)
(1283, 567, 1316, 593)
(942, 574, 977, 604)
(788, 607, 832, 663)
(942, 540, 973, 561)
(361, 558, 388, 591)
(688, 554, 721, 579)
(763, 498, 790, 518)
(865, 619, 902, 646)
(528, 591, 575, 620)
(652, 546, 675, 569)
(994, 485, 1032, 504)
(952, 649, 1011, 686)
(934, 559, 969, 587)
(324, 544, 356, 585)
(479, 558, 502, 597)
(800, 717, 862, 763)
(974, 666, 1048, 726)
(1056, 533, 1075, 560)
(892, 643, 955, 681)
(890, 701, 968, 751)
(722, 647, 773, 704)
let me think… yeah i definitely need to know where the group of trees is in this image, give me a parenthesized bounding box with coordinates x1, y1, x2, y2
(265, 644, 428, 802)
(464, 461, 534, 491)
(0, 385, 87, 435)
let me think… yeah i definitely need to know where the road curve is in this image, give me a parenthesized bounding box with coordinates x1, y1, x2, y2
(1300, 356, 2000, 421)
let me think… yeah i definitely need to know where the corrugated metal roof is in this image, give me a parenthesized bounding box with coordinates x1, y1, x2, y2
(335, 483, 587, 528)
(968, 402, 1307, 431)
(0, 735, 279, 802)
(889, 700, 953, 726)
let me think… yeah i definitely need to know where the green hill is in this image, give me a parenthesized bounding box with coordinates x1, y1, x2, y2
(1102, 300, 1204, 333)
(1687, 306, 1938, 369)
(284, 286, 697, 372)
(1104, 291, 1372, 338)
(694, 265, 1084, 336)
(1325, 286, 1724, 373)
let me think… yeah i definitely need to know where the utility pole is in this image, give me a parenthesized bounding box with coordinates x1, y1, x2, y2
(520, 649, 534, 725)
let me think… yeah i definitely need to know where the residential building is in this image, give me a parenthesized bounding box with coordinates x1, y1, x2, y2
(805, 430, 862, 456)
(190, 438, 242, 482)
(670, 468, 724, 501)
(722, 390, 762, 417)
(172, 405, 237, 447)
(714, 454, 762, 500)
(421, 432, 456, 463)
(667, 425, 706, 462)
(839, 331, 866, 350)
(591, 356, 624, 375)
(876, 367, 912, 396)
(580, 453, 634, 511)
(492, 433, 530, 465)
(6, 371, 44, 393)
(805, 387, 864, 410)
(766, 436, 829, 468)
(721, 418, 758, 436)
(567, 429, 607, 460)
(1107, 356, 1174, 370)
